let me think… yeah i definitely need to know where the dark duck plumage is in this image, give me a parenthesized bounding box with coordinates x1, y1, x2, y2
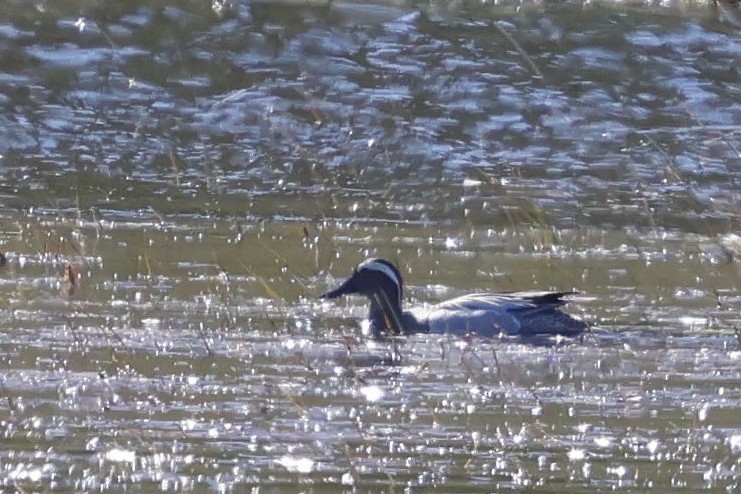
(321, 258, 587, 338)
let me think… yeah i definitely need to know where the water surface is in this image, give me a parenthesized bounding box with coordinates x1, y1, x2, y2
(0, 0, 739, 491)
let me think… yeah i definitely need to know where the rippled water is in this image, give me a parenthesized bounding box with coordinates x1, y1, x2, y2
(0, 0, 739, 492)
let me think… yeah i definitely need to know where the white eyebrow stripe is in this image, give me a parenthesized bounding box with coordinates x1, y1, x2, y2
(358, 260, 401, 291)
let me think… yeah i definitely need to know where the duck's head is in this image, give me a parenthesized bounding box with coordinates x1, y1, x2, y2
(320, 258, 405, 334)
(321, 258, 403, 302)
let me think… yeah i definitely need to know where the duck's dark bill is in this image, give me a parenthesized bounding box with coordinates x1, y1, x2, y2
(319, 279, 354, 299)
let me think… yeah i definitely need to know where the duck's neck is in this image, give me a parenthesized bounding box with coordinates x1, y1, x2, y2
(368, 288, 405, 336)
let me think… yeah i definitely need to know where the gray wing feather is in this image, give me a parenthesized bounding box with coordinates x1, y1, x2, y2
(414, 292, 583, 336)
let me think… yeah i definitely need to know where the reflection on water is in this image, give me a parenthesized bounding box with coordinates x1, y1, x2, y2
(0, 212, 738, 491)
(0, 0, 739, 492)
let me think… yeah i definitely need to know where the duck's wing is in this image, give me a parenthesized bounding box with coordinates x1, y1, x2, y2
(432, 291, 576, 311)
(417, 294, 527, 336)
(418, 291, 584, 337)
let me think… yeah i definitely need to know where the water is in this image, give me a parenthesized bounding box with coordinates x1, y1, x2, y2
(0, 0, 739, 492)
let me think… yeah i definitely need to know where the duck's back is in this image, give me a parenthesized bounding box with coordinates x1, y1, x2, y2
(410, 291, 585, 337)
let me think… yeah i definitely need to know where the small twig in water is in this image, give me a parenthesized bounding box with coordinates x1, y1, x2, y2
(66, 264, 77, 296)
(492, 347, 501, 375)
(0, 379, 16, 412)
(195, 322, 214, 357)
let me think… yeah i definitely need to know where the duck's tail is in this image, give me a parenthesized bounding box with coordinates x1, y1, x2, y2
(513, 291, 579, 306)
(513, 292, 587, 336)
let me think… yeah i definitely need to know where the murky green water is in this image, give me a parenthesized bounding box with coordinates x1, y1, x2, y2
(0, 0, 739, 492)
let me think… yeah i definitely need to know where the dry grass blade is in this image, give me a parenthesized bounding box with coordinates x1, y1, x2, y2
(492, 21, 543, 79)
(373, 290, 404, 335)
(257, 236, 311, 293)
(242, 262, 282, 300)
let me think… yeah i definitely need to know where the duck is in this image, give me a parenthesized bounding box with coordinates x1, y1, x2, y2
(320, 258, 587, 338)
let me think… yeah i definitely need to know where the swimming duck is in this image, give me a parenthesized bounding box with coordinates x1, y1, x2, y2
(320, 258, 587, 338)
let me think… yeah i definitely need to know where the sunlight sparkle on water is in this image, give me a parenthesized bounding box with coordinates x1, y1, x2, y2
(697, 404, 710, 422)
(359, 385, 384, 402)
(647, 439, 661, 456)
(594, 436, 612, 448)
(103, 448, 136, 465)
(341, 471, 354, 485)
(444, 237, 462, 249)
(8, 465, 46, 482)
(142, 318, 161, 330)
(568, 449, 586, 461)
(678, 315, 708, 329)
(729, 435, 741, 453)
(74, 17, 86, 33)
(277, 456, 315, 474)
(607, 465, 628, 478)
